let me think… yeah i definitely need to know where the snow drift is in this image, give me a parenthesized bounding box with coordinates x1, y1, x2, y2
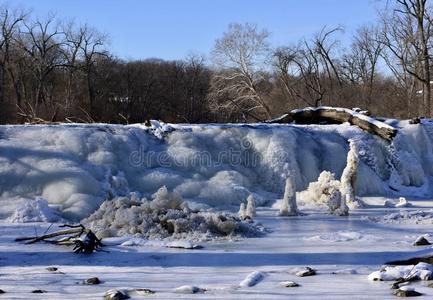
(0, 120, 432, 220)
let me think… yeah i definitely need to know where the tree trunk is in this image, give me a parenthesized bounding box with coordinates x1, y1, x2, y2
(266, 107, 398, 141)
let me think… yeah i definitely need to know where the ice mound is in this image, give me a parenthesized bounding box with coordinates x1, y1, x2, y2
(368, 262, 433, 281)
(1, 121, 433, 219)
(8, 197, 63, 223)
(83, 186, 265, 241)
(298, 171, 340, 208)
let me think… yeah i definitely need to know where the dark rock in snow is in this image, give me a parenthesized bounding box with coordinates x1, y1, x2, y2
(104, 289, 129, 300)
(296, 267, 316, 277)
(413, 236, 431, 246)
(409, 117, 421, 125)
(393, 288, 422, 297)
(31, 290, 47, 293)
(46, 267, 58, 272)
(0, 289, 5, 294)
(84, 277, 101, 285)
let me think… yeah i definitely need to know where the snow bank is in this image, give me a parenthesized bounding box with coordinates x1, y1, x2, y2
(0, 120, 432, 219)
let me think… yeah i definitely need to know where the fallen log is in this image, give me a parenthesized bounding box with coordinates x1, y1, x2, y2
(266, 107, 398, 142)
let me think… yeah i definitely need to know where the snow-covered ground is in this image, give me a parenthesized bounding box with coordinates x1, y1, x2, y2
(1, 121, 433, 298)
(1, 198, 433, 299)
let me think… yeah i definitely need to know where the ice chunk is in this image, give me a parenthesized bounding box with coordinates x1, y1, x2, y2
(8, 197, 63, 223)
(239, 271, 265, 287)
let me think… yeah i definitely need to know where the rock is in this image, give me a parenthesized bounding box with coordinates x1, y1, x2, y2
(84, 277, 101, 285)
(279, 281, 300, 287)
(174, 285, 206, 294)
(409, 117, 421, 125)
(413, 236, 431, 246)
(166, 241, 203, 249)
(0, 289, 5, 294)
(132, 288, 155, 295)
(31, 290, 47, 293)
(295, 267, 316, 277)
(104, 289, 129, 300)
(384, 199, 395, 208)
(46, 267, 58, 272)
(396, 197, 412, 208)
(428, 282, 433, 288)
(393, 287, 422, 297)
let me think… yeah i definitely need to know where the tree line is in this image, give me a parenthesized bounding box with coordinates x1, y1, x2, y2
(0, 0, 432, 124)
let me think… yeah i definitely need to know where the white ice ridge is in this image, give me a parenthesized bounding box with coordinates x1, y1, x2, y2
(0, 120, 432, 219)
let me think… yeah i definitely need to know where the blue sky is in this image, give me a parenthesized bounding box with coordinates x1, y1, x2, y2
(6, 0, 382, 61)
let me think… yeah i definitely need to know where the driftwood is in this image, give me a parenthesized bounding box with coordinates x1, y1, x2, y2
(16, 224, 103, 253)
(266, 107, 398, 142)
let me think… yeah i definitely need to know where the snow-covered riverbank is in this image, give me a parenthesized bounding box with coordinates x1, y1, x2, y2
(1, 199, 433, 299)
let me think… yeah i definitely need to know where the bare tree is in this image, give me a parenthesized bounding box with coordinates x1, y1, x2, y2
(274, 44, 326, 107)
(78, 25, 107, 117)
(341, 25, 383, 107)
(0, 7, 25, 104)
(379, 0, 433, 116)
(15, 15, 66, 119)
(208, 23, 272, 121)
(274, 27, 342, 108)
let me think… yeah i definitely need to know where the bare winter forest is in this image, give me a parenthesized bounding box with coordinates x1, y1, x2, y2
(0, 0, 432, 124)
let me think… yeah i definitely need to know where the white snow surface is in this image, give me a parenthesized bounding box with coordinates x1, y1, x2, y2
(1, 199, 433, 299)
(1, 121, 433, 220)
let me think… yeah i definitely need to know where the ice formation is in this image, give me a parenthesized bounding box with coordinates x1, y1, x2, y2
(245, 194, 256, 218)
(238, 203, 247, 219)
(297, 140, 363, 215)
(83, 186, 264, 241)
(298, 171, 344, 214)
(278, 176, 298, 216)
(8, 197, 63, 223)
(0, 121, 432, 219)
(340, 140, 358, 205)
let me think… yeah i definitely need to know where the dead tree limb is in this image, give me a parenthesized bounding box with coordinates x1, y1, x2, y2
(266, 106, 398, 141)
(15, 224, 103, 253)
